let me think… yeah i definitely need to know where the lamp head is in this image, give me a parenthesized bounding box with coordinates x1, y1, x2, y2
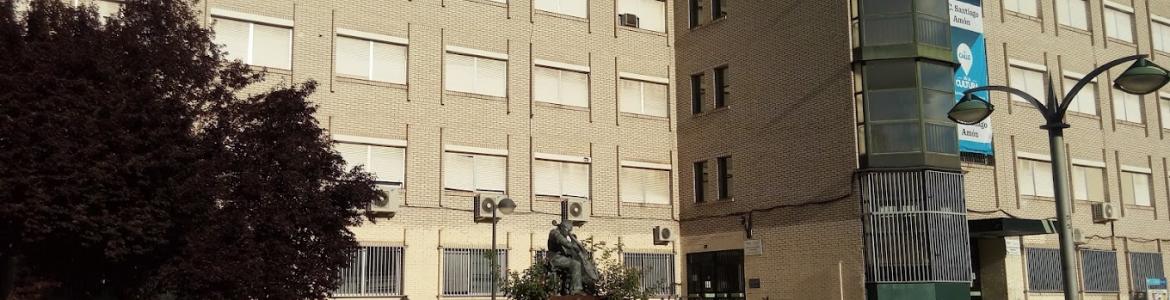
(497, 197, 516, 215)
(948, 93, 995, 125)
(1114, 58, 1170, 95)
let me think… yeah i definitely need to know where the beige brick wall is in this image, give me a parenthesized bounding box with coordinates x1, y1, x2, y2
(194, 0, 681, 298)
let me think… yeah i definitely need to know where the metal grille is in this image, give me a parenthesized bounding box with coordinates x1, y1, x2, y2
(1026, 248, 1062, 292)
(534, 250, 548, 264)
(624, 253, 676, 297)
(1131, 252, 1165, 292)
(1082, 250, 1119, 292)
(335, 246, 404, 296)
(862, 170, 972, 283)
(443, 248, 507, 296)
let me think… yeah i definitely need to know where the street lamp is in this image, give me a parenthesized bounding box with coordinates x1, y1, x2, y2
(948, 55, 1169, 300)
(489, 196, 516, 300)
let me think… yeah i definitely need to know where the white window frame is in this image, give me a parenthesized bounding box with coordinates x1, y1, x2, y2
(1103, 2, 1134, 42)
(210, 9, 294, 69)
(1017, 153, 1055, 198)
(534, 0, 589, 18)
(333, 135, 408, 186)
(533, 59, 591, 108)
(1071, 159, 1107, 202)
(1121, 166, 1153, 206)
(533, 153, 592, 198)
(445, 46, 509, 97)
(1004, 0, 1039, 17)
(335, 29, 409, 84)
(1154, 16, 1170, 53)
(1055, 0, 1089, 29)
(619, 73, 670, 117)
(1112, 87, 1144, 123)
(616, 0, 667, 32)
(1063, 72, 1098, 115)
(334, 246, 405, 297)
(1008, 61, 1047, 103)
(620, 160, 672, 205)
(444, 146, 508, 193)
(1159, 93, 1170, 129)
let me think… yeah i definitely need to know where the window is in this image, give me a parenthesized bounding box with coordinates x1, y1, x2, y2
(619, 78, 669, 117)
(616, 0, 666, 32)
(534, 0, 587, 18)
(1018, 159, 1054, 197)
(693, 161, 707, 203)
(1071, 165, 1106, 202)
(533, 158, 590, 198)
(686, 250, 744, 300)
(444, 151, 507, 192)
(1104, 6, 1134, 42)
(624, 253, 676, 297)
(1055, 0, 1088, 29)
(717, 156, 732, 199)
(442, 248, 507, 296)
(714, 66, 728, 108)
(1131, 252, 1166, 292)
(1160, 95, 1170, 129)
(93, 0, 121, 19)
(445, 52, 507, 97)
(1081, 250, 1119, 292)
(1009, 65, 1045, 103)
(621, 165, 671, 205)
(336, 142, 406, 186)
(688, 0, 703, 28)
(335, 246, 405, 296)
(1003, 0, 1038, 16)
(212, 16, 292, 70)
(1121, 170, 1151, 206)
(1026, 248, 1062, 292)
(712, 0, 726, 19)
(534, 66, 589, 107)
(1063, 77, 1097, 115)
(336, 35, 407, 84)
(1154, 20, 1170, 52)
(1113, 88, 1143, 123)
(690, 73, 705, 114)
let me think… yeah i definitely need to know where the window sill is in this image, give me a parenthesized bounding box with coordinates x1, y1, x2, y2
(445, 91, 508, 103)
(618, 25, 667, 37)
(1004, 11, 1042, 23)
(620, 112, 669, 121)
(336, 75, 408, 90)
(621, 201, 672, 208)
(692, 106, 731, 118)
(535, 101, 590, 112)
(535, 195, 585, 202)
(1155, 49, 1170, 57)
(252, 65, 292, 75)
(1067, 111, 1100, 120)
(1058, 25, 1092, 36)
(1021, 195, 1056, 202)
(1106, 37, 1136, 47)
(534, 10, 588, 23)
(459, 0, 506, 8)
(1125, 204, 1154, 210)
(1116, 120, 1146, 128)
(688, 15, 728, 32)
(444, 190, 478, 197)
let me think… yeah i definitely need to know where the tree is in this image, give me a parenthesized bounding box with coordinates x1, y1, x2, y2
(0, 0, 379, 299)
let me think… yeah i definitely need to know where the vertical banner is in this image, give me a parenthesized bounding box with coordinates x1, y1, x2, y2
(951, 0, 994, 155)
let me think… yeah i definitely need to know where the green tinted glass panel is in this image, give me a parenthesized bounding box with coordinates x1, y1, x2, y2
(919, 61, 953, 91)
(915, 0, 948, 18)
(863, 0, 911, 15)
(863, 16, 914, 46)
(868, 89, 919, 121)
(922, 90, 953, 121)
(915, 17, 950, 47)
(865, 60, 917, 89)
(870, 122, 922, 153)
(925, 122, 958, 154)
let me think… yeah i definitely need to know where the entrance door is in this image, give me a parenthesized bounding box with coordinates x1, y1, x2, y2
(686, 250, 745, 300)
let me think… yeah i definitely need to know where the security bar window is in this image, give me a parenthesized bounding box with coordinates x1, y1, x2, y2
(444, 152, 507, 193)
(534, 66, 589, 108)
(616, 0, 666, 32)
(1131, 252, 1166, 292)
(534, 0, 588, 18)
(690, 73, 705, 114)
(212, 15, 293, 70)
(1026, 248, 1063, 292)
(335, 246, 405, 297)
(1071, 165, 1106, 202)
(1081, 250, 1119, 292)
(1003, 0, 1038, 17)
(1104, 6, 1134, 42)
(621, 166, 671, 205)
(442, 248, 507, 296)
(717, 156, 732, 200)
(624, 253, 676, 297)
(336, 142, 406, 187)
(1063, 78, 1097, 115)
(1018, 159, 1055, 197)
(619, 78, 669, 117)
(1009, 65, 1045, 103)
(1121, 170, 1151, 206)
(693, 161, 707, 203)
(1160, 95, 1170, 129)
(1112, 88, 1143, 123)
(1055, 0, 1088, 30)
(533, 159, 590, 198)
(336, 35, 408, 84)
(688, 0, 702, 28)
(714, 66, 728, 108)
(1154, 21, 1170, 52)
(712, 0, 726, 19)
(445, 52, 508, 97)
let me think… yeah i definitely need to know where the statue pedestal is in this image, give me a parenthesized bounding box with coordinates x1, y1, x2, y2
(550, 296, 603, 300)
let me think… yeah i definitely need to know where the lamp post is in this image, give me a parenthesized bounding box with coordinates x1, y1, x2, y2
(948, 55, 1170, 300)
(490, 197, 516, 300)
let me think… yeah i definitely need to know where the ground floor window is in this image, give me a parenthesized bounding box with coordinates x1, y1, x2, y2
(1131, 252, 1166, 292)
(334, 246, 404, 296)
(1081, 250, 1119, 292)
(1026, 248, 1062, 292)
(625, 253, 676, 297)
(686, 250, 744, 300)
(443, 248, 507, 296)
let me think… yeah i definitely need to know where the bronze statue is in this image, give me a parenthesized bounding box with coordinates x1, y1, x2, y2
(546, 217, 599, 295)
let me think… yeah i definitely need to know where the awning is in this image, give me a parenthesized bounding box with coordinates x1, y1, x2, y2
(969, 217, 1057, 238)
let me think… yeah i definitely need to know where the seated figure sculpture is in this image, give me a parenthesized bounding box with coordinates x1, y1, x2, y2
(546, 217, 599, 295)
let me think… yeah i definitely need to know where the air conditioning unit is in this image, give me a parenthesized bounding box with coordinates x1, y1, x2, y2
(1072, 228, 1088, 245)
(370, 184, 401, 214)
(474, 193, 512, 222)
(562, 197, 590, 225)
(653, 226, 676, 245)
(618, 13, 640, 27)
(1092, 202, 1120, 223)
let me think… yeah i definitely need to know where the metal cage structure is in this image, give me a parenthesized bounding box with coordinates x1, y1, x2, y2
(861, 170, 972, 283)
